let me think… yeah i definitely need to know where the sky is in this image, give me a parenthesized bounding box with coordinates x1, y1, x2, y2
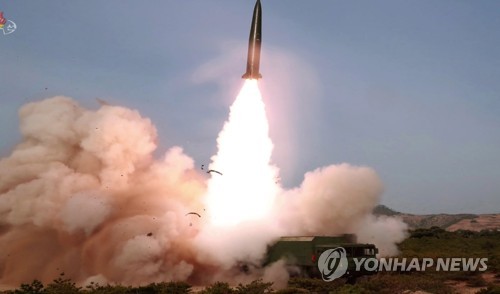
(0, 0, 499, 214)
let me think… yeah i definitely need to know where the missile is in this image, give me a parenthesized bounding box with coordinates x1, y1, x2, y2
(242, 0, 262, 79)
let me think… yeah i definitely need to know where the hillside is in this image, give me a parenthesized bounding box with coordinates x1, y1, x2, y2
(447, 214, 500, 231)
(374, 205, 499, 231)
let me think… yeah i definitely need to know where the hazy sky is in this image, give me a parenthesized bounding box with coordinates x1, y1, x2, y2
(0, 1, 499, 214)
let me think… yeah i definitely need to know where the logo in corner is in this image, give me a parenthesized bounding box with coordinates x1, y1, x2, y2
(317, 247, 348, 281)
(0, 11, 17, 35)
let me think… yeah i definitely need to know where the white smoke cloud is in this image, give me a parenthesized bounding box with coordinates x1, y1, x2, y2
(356, 214, 409, 257)
(277, 164, 383, 235)
(0, 95, 407, 288)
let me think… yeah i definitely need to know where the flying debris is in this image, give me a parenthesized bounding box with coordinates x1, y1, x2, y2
(185, 212, 201, 227)
(185, 212, 201, 218)
(242, 0, 262, 80)
(207, 169, 223, 176)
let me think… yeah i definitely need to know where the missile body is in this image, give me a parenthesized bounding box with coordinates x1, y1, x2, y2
(242, 0, 262, 79)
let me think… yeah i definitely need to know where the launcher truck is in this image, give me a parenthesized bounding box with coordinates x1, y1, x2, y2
(263, 234, 378, 279)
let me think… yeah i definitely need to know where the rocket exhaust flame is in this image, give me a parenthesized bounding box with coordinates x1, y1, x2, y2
(204, 80, 279, 226)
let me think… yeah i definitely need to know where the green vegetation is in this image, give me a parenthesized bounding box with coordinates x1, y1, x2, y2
(7, 278, 192, 294)
(401, 227, 499, 272)
(2, 229, 498, 294)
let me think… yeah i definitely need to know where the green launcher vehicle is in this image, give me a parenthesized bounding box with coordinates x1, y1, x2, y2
(264, 235, 378, 279)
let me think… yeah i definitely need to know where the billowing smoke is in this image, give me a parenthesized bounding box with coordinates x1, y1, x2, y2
(0, 97, 206, 285)
(0, 90, 406, 287)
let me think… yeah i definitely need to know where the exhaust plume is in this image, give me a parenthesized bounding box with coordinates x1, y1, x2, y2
(0, 87, 406, 287)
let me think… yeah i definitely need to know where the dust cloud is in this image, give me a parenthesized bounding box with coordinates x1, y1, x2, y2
(0, 94, 406, 287)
